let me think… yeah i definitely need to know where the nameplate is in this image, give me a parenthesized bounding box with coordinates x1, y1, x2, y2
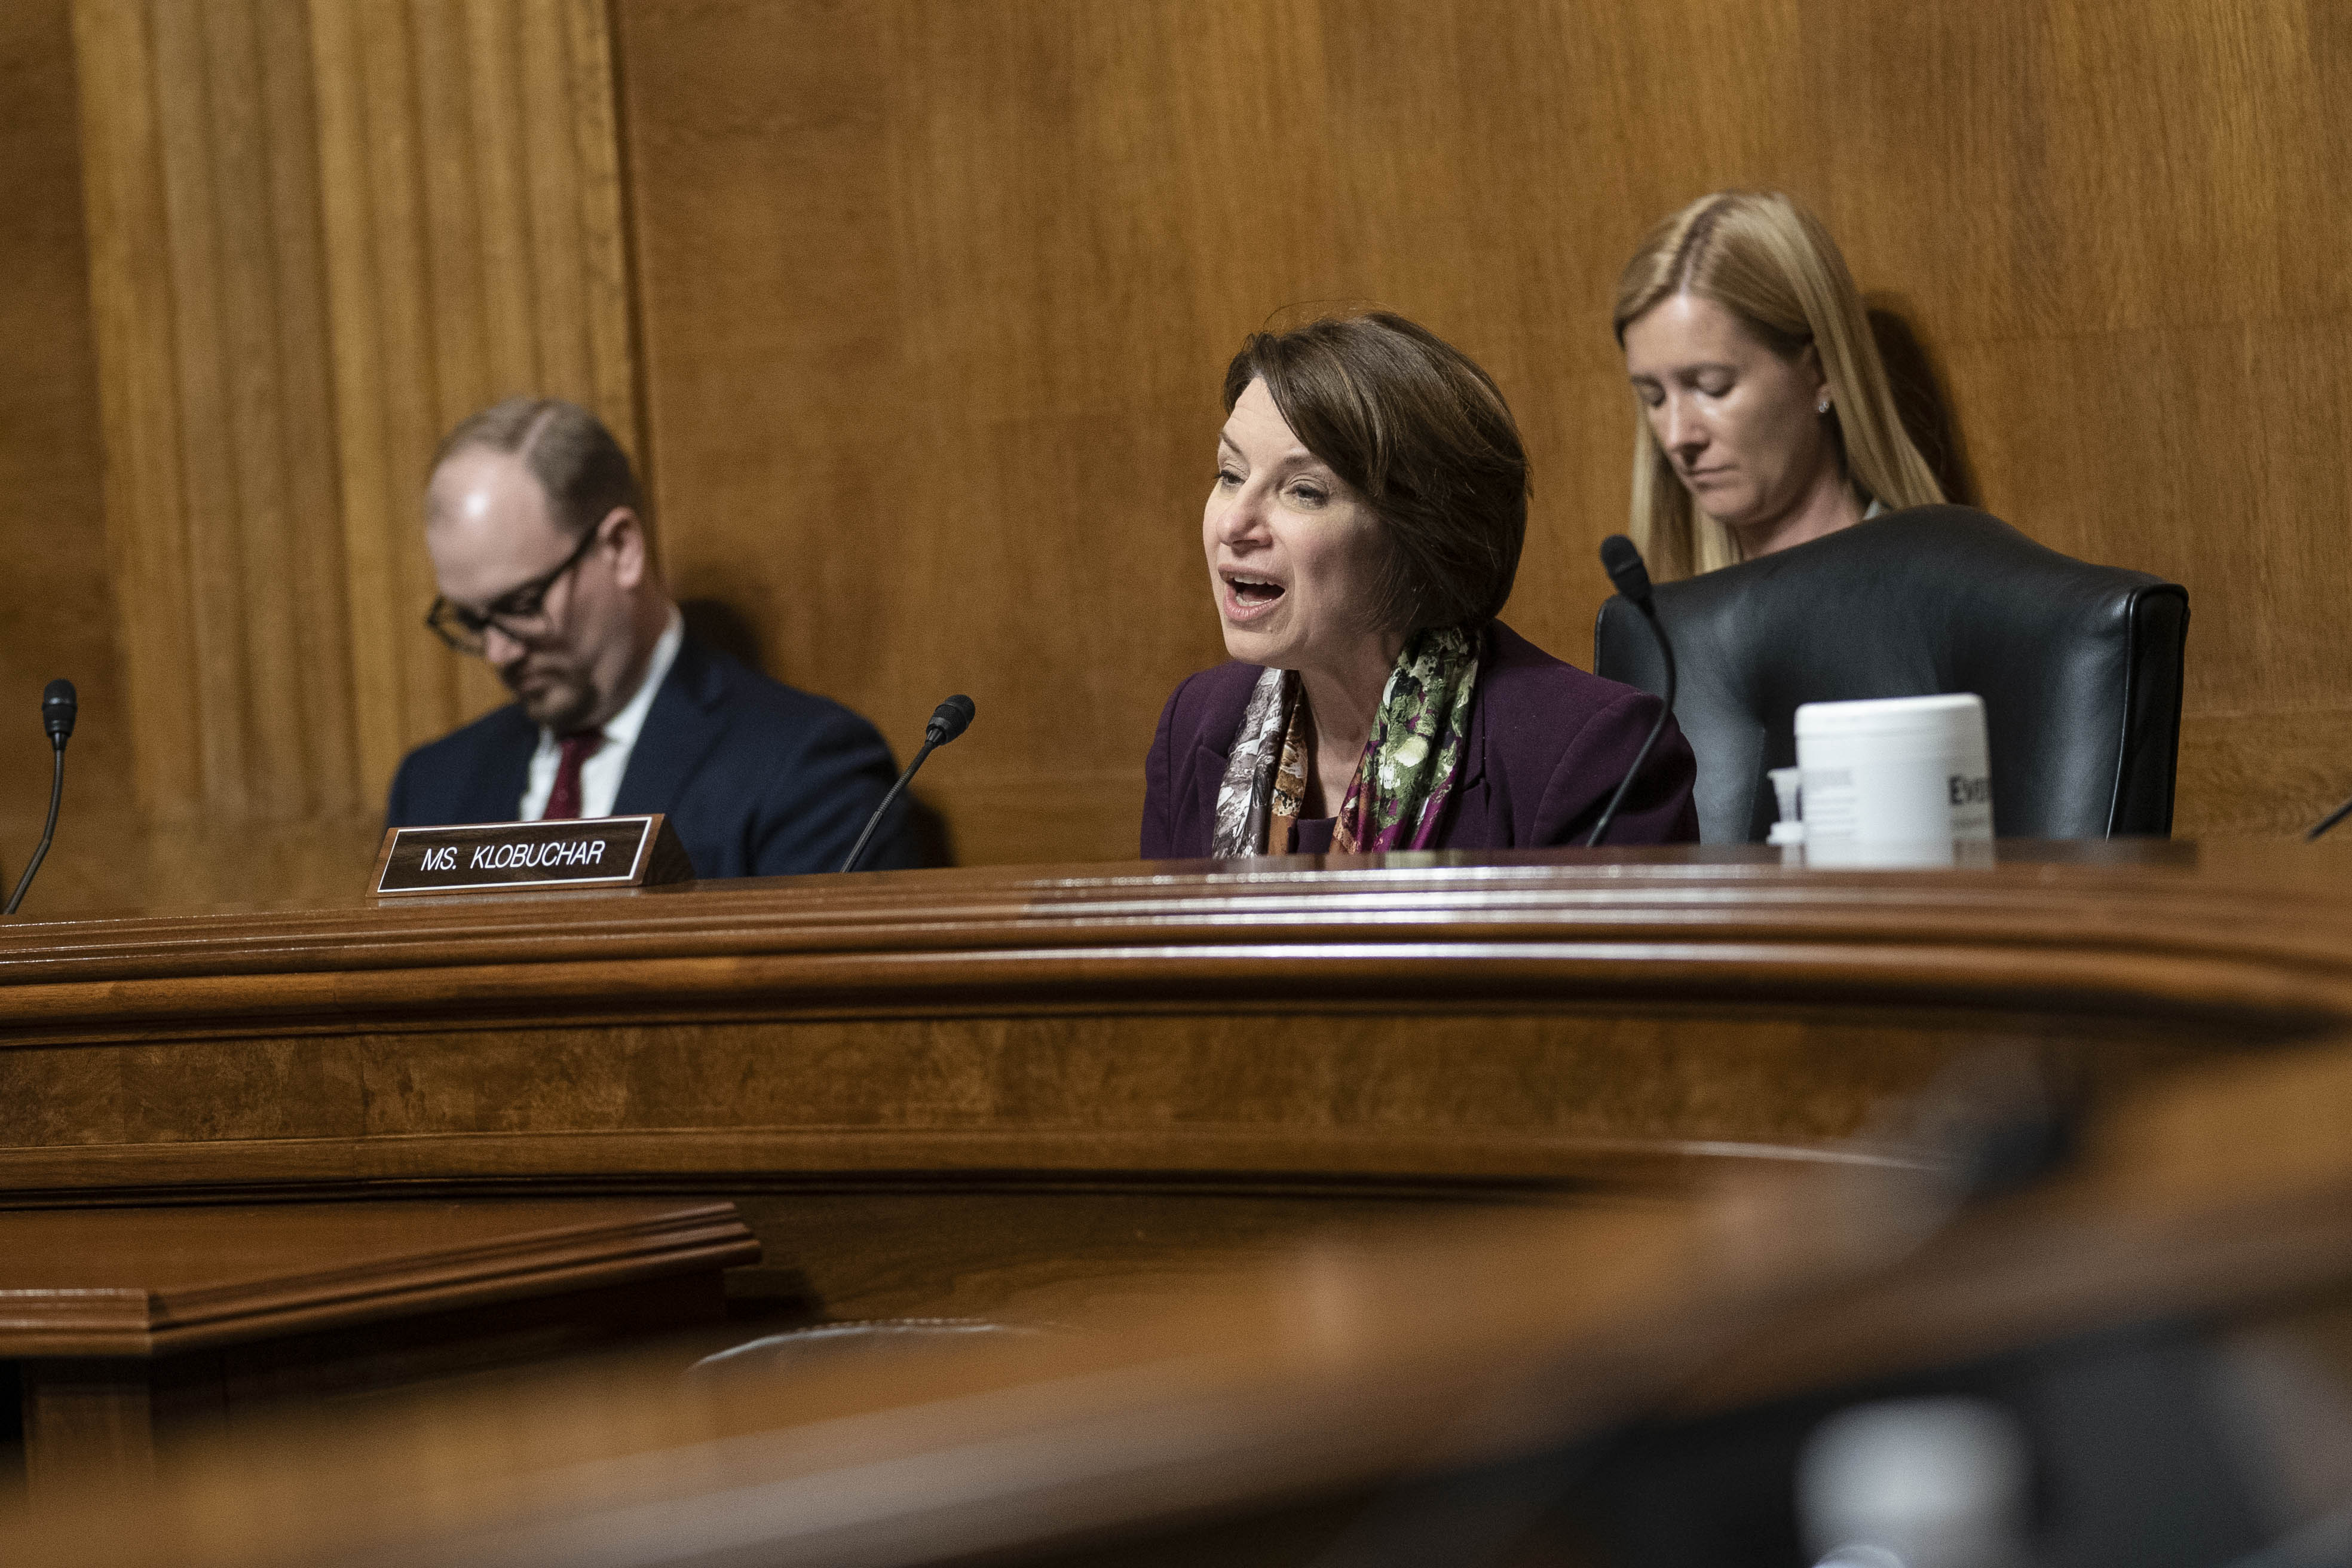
(372, 814, 694, 897)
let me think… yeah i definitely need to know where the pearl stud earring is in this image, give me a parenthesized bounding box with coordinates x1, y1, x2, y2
(1817, 395, 1831, 414)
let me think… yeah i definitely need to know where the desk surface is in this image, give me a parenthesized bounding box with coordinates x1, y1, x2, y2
(0, 843, 2342, 1324)
(0, 1200, 758, 1357)
(13, 1034, 2352, 1568)
(0, 846, 2333, 1175)
(0, 840, 2328, 1036)
(7, 846, 2352, 1555)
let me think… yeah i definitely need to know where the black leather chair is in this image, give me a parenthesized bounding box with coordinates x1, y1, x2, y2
(1592, 507, 2189, 844)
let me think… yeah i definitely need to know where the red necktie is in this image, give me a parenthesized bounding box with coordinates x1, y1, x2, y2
(543, 732, 604, 820)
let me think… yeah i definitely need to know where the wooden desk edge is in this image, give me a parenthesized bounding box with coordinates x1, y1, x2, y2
(0, 1202, 759, 1358)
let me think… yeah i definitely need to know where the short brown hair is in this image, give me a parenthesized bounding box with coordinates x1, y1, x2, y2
(431, 397, 645, 541)
(1223, 313, 1527, 635)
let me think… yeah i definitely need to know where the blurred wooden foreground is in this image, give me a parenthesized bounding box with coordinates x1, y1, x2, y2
(4, 843, 2352, 1558)
(0, 841, 2333, 1330)
(13, 998, 2352, 1564)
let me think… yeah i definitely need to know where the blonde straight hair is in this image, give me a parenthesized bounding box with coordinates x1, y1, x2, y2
(1612, 191, 1943, 581)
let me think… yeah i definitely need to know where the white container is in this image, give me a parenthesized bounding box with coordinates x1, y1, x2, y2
(1796, 694, 1992, 853)
(1765, 766, 1806, 847)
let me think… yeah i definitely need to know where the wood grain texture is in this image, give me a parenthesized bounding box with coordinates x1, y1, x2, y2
(0, 1200, 756, 1357)
(36, 0, 2352, 905)
(612, 0, 2352, 862)
(72, 0, 356, 826)
(3, 1168, 1937, 1560)
(20, 1035, 2352, 1566)
(20, 1367, 154, 1497)
(0, 843, 2331, 1328)
(308, 0, 639, 794)
(58, 0, 638, 915)
(0, 2, 140, 917)
(5, 1201, 750, 1503)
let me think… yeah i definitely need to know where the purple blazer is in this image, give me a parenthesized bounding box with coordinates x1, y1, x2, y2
(1142, 621, 1699, 858)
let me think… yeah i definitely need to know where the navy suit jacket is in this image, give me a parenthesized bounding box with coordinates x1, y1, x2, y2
(1142, 620, 1699, 858)
(386, 636, 924, 878)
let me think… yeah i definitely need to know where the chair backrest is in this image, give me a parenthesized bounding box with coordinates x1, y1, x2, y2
(1592, 507, 2189, 844)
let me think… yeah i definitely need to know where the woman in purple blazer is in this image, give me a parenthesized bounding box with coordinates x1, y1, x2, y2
(1143, 312, 1698, 859)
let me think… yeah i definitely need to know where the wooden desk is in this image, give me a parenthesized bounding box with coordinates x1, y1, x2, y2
(0, 842, 2345, 1324)
(13, 1035, 2352, 1567)
(0, 1200, 757, 1497)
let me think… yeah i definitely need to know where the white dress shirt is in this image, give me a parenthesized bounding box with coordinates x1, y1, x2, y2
(519, 608, 684, 821)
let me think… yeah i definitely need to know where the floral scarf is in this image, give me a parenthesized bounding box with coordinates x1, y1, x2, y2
(1209, 625, 1480, 857)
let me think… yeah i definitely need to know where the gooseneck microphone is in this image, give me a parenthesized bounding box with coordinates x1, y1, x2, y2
(838, 694, 975, 874)
(2308, 792, 2352, 841)
(7, 680, 76, 915)
(1587, 537, 1678, 847)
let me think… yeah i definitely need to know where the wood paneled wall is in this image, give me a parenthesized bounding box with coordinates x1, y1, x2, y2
(10, 0, 2352, 910)
(45, 0, 635, 911)
(306, 0, 638, 792)
(74, 0, 357, 826)
(0, 0, 140, 913)
(618, 0, 2352, 861)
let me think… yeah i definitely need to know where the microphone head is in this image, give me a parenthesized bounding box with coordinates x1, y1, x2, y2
(926, 693, 976, 746)
(40, 679, 75, 745)
(1599, 534, 1654, 608)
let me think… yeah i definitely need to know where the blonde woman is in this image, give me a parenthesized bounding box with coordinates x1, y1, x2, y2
(1614, 191, 1943, 581)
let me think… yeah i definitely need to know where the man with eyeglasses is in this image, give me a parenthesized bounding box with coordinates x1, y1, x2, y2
(385, 398, 924, 877)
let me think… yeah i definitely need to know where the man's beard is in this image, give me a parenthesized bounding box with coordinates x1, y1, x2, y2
(503, 659, 601, 733)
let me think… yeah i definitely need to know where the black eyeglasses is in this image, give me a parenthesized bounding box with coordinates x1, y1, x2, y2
(424, 524, 604, 655)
